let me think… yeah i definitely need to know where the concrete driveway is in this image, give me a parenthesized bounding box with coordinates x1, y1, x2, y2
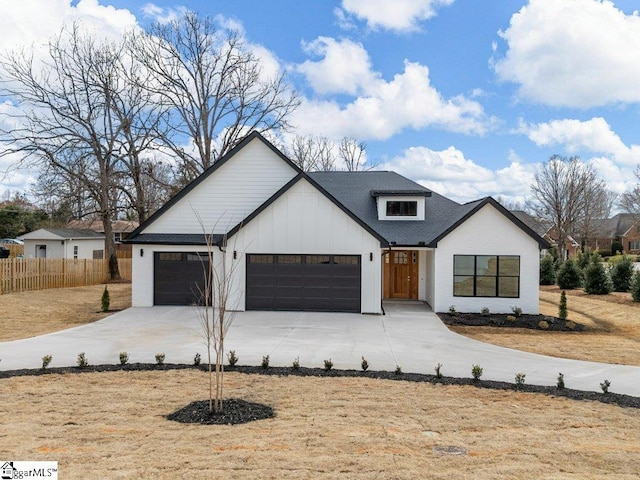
(1, 301, 639, 396)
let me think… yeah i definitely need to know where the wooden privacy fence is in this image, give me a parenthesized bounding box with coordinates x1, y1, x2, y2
(0, 258, 132, 294)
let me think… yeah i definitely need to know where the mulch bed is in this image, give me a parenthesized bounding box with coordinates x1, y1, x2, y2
(439, 312, 585, 332)
(167, 398, 274, 425)
(1, 363, 637, 415)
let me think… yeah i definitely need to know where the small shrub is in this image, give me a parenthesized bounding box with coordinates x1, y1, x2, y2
(41, 354, 52, 369)
(448, 305, 456, 314)
(155, 353, 165, 365)
(77, 352, 88, 369)
(480, 307, 490, 317)
(193, 353, 201, 366)
(261, 355, 270, 369)
(514, 372, 526, 389)
(631, 270, 640, 302)
(511, 306, 522, 317)
(558, 290, 568, 320)
(435, 363, 443, 379)
(557, 372, 565, 390)
(506, 315, 516, 322)
(324, 358, 333, 371)
(556, 258, 582, 289)
(538, 320, 549, 330)
(101, 286, 110, 312)
(610, 255, 634, 292)
(583, 257, 612, 294)
(394, 365, 402, 375)
(471, 364, 483, 381)
(119, 351, 129, 365)
(600, 379, 611, 394)
(292, 356, 300, 371)
(361, 356, 369, 372)
(539, 254, 556, 285)
(227, 350, 238, 367)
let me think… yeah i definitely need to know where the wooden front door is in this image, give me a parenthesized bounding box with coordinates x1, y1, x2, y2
(384, 250, 418, 299)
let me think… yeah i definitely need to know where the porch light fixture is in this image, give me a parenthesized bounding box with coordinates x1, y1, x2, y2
(140, 248, 144, 257)
(233, 250, 237, 259)
(369, 252, 373, 261)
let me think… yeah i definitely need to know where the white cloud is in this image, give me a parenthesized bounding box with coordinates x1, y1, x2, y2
(293, 39, 493, 140)
(520, 117, 640, 166)
(297, 37, 378, 96)
(141, 3, 187, 24)
(381, 145, 535, 204)
(493, 0, 640, 107)
(337, 0, 455, 32)
(0, 0, 137, 54)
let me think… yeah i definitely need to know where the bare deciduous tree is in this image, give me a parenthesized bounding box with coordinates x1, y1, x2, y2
(194, 212, 240, 413)
(620, 166, 640, 218)
(288, 135, 335, 171)
(529, 155, 605, 260)
(131, 12, 299, 183)
(576, 186, 616, 250)
(339, 137, 368, 172)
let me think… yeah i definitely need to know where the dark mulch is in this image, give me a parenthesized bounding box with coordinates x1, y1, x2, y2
(0, 363, 637, 414)
(167, 398, 274, 425)
(439, 312, 585, 332)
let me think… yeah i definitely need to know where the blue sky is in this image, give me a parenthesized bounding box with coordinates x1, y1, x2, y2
(2, 0, 640, 207)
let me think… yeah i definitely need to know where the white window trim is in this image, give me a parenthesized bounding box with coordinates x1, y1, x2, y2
(377, 196, 425, 221)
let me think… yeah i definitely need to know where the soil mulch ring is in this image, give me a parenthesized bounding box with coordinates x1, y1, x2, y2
(167, 398, 274, 425)
(1, 363, 638, 416)
(439, 312, 585, 331)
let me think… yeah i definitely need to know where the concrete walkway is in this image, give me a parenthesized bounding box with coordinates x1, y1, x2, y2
(1, 301, 639, 396)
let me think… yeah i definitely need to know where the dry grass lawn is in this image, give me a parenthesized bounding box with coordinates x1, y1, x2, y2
(2, 369, 640, 479)
(0, 283, 131, 342)
(449, 286, 640, 366)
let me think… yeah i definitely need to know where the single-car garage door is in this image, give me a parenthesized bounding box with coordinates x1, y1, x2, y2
(246, 254, 361, 312)
(154, 252, 208, 305)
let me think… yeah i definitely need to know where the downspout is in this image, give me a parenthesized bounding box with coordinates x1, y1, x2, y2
(380, 244, 393, 315)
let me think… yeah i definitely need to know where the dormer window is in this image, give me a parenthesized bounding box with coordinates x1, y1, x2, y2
(386, 201, 417, 217)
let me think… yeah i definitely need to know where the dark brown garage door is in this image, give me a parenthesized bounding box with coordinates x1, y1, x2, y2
(154, 252, 209, 305)
(246, 254, 361, 312)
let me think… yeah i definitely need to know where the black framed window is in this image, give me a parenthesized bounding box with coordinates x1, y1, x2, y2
(453, 255, 520, 297)
(386, 201, 417, 217)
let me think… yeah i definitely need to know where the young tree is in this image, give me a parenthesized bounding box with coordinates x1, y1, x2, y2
(556, 258, 582, 289)
(558, 290, 568, 320)
(583, 255, 612, 295)
(131, 12, 299, 183)
(529, 155, 606, 260)
(539, 254, 556, 285)
(610, 255, 634, 292)
(631, 270, 640, 302)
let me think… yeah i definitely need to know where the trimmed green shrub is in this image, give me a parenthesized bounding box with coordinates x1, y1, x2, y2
(261, 355, 270, 369)
(471, 364, 483, 381)
(119, 351, 129, 365)
(556, 258, 582, 289)
(558, 290, 568, 320)
(583, 257, 612, 294)
(155, 353, 165, 365)
(101, 286, 110, 312)
(193, 353, 201, 366)
(41, 354, 52, 369)
(557, 372, 565, 390)
(361, 356, 369, 372)
(515, 372, 526, 389)
(324, 358, 333, 371)
(435, 363, 443, 379)
(227, 350, 238, 367)
(610, 255, 634, 292)
(292, 356, 300, 371)
(631, 271, 640, 302)
(77, 352, 88, 368)
(539, 255, 556, 285)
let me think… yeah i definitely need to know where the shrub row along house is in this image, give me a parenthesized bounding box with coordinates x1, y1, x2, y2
(125, 132, 548, 314)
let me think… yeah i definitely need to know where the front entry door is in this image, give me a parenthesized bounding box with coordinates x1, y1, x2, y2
(384, 250, 418, 299)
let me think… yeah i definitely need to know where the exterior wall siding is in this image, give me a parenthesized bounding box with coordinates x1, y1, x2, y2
(229, 179, 382, 314)
(144, 139, 298, 235)
(433, 204, 540, 314)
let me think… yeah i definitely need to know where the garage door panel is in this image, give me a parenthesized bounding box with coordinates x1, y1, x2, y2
(246, 254, 361, 312)
(154, 252, 208, 306)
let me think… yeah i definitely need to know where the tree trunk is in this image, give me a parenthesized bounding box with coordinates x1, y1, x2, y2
(102, 214, 121, 280)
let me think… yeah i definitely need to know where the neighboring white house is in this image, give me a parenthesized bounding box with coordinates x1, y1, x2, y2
(126, 132, 548, 314)
(21, 228, 105, 260)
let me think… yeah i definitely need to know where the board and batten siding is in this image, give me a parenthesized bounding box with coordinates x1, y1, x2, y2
(228, 178, 383, 314)
(144, 138, 298, 235)
(433, 204, 541, 314)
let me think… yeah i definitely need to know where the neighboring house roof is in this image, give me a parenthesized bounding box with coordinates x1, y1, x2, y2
(21, 228, 105, 240)
(67, 219, 139, 234)
(594, 213, 637, 238)
(510, 210, 551, 237)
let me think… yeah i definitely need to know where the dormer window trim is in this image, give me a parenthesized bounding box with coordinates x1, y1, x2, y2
(376, 194, 426, 221)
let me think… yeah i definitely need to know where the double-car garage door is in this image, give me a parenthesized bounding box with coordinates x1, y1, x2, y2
(154, 252, 361, 312)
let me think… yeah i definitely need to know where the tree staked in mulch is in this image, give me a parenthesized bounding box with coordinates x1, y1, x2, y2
(439, 312, 585, 332)
(1, 362, 638, 417)
(167, 398, 274, 425)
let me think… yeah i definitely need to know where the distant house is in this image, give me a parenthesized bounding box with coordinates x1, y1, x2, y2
(510, 211, 580, 258)
(66, 219, 139, 243)
(20, 228, 105, 259)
